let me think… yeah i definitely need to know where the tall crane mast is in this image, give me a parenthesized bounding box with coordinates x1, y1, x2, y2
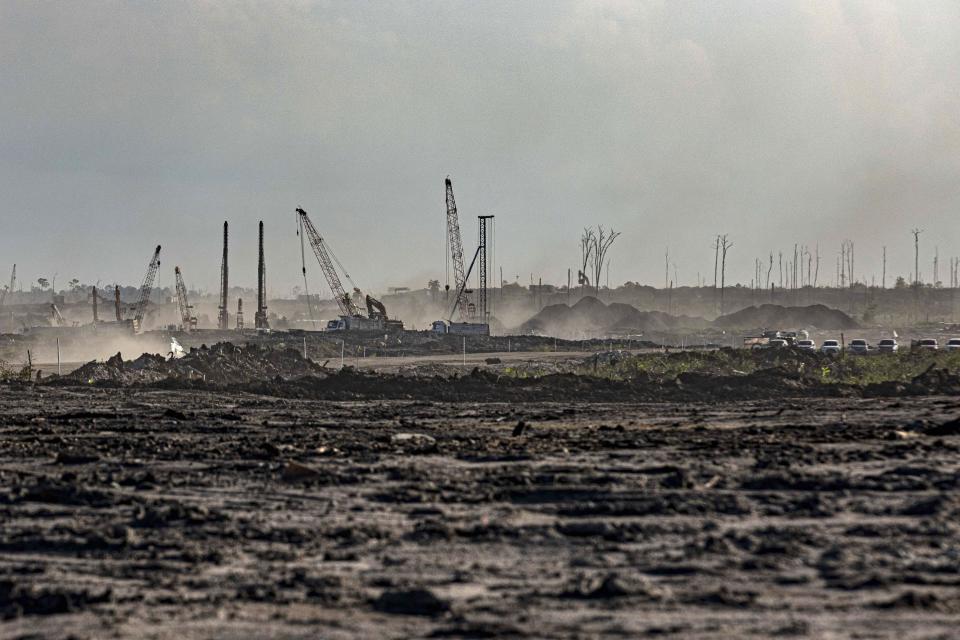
(218, 221, 229, 330)
(131, 245, 161, 332)
(295, 208, 362, 317)
(445, 178, 469, 320)
(174, 266, 197, 331)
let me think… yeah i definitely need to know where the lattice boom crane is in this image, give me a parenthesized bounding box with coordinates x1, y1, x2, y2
(174, 266, 197, 331)
(296, 208, 362, 318)
(445, 178, 469, 320)
(132, 245, 161, 332)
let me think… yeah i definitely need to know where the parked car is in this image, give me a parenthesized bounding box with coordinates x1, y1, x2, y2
(946, 338, 960, 352)
(821, 339, 841, 355)
(795, 339, 817, 352)
(848, 339, 870, 354)
(917, 338, 939, 351)
(768, 338, 789, 348)
(877, 339, 898, 353)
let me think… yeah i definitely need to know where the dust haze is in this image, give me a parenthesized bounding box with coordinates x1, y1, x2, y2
(2, 1, 959, 293)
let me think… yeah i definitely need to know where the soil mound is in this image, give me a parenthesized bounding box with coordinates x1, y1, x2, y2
(713, 304, 858, 330)
(62, 342, 327, 386)
(519, 297, 706, 338)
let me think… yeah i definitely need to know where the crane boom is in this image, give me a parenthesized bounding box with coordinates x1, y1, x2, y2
(132, 245, 161, 332)
(445, 178, 469, 320)
(174, 266, 196, 331)
(295, 208, 361, 317)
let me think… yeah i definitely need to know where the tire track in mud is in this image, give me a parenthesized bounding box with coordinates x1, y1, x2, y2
(0, 387, 959, 638)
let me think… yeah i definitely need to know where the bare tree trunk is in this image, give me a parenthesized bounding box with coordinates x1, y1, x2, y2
(720, 235, 732, 315)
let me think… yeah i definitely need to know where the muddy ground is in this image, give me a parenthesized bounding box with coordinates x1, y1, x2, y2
(1, 384, 960, 639)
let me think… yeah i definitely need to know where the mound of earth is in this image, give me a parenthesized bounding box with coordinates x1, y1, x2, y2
(519, 297, 707, 338)
(61, 342, 327, 386)
(713, 304, 859, 330)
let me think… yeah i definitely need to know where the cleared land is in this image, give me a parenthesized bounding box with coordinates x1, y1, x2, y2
(1, 380, 959, 638)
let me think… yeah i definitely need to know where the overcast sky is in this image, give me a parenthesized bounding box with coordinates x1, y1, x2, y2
(2, 0, 959, 295)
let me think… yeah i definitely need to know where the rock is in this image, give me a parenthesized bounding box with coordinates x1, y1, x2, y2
(925, 418, 960, 437)
(281, 461, 322, 482)
(512, 421, 527, 437)
(372, 588, 450, 616)
(391, 433, 436, 445)
(54, 449, 100, 465)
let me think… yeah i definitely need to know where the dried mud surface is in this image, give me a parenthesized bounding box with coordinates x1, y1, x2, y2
(1, 386, 960, 639)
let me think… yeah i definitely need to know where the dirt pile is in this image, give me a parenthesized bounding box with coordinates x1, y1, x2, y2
(713, 304, 859, 330)
(62, 342, 327, 386)
(519, 297, 707, 338)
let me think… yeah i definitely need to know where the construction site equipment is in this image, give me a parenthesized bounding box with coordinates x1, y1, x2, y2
(131, 245, 161, 333)
(446, 217, 493, 325)
(296, 207, 398, 332)
(0, 264, 14, 306)
(296, 208, 403, 331)
(477, 215, 493, 322)
(174, 266, 197, 331)
(255, 220, 269, 330)
(296, 208, 360, 318)
(366, 294, 404, 331)
(218, 221, 229, 330)
(445, 178, 470, 320)
(236, 298, 244, 330)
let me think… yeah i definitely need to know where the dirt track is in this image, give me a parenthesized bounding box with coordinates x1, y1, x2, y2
(1, 386, 959, 638)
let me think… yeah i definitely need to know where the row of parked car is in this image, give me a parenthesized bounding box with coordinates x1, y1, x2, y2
(788, 338, 960, 354)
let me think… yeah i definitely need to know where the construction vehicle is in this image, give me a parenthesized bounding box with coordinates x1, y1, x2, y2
(366, 294, 404, 331)
(296, 207, 402, 332)
(174, 266, 198, 331)
(445, 178, 471, 319)
(118, 245, 161, 333)
(435, 179, 490, 336)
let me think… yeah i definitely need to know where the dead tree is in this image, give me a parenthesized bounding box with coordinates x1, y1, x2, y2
(713, 236, 720, 290)
(912, 228, 923, 286)
(766, 253, 773, 289)
(719, 235, 732, 315)
(591, 226, 620, 297)
(882, 246, 887, 289)
(814, 243, 820, 288)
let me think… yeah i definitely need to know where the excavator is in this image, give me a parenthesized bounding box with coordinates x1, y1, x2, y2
(296, 207, 402, 331)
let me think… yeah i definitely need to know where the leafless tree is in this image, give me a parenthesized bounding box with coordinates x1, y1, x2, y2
(814, 243, 820, 287)
(882, 246, 887, 289)
(719, 235, 732, 314)
(766, 253, 773, 289)
(591, 226, 620, 296)
(713, 236, 720, 290)
(911, 228, 923, 286)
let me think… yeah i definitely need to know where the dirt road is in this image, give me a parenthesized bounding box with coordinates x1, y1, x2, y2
(1, 386, 959, 638)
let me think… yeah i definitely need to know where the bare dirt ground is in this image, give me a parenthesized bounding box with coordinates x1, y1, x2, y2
(1, 386, 960, 639)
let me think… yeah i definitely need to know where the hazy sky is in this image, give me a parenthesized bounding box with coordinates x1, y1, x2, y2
(2, 0, 959, 296)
